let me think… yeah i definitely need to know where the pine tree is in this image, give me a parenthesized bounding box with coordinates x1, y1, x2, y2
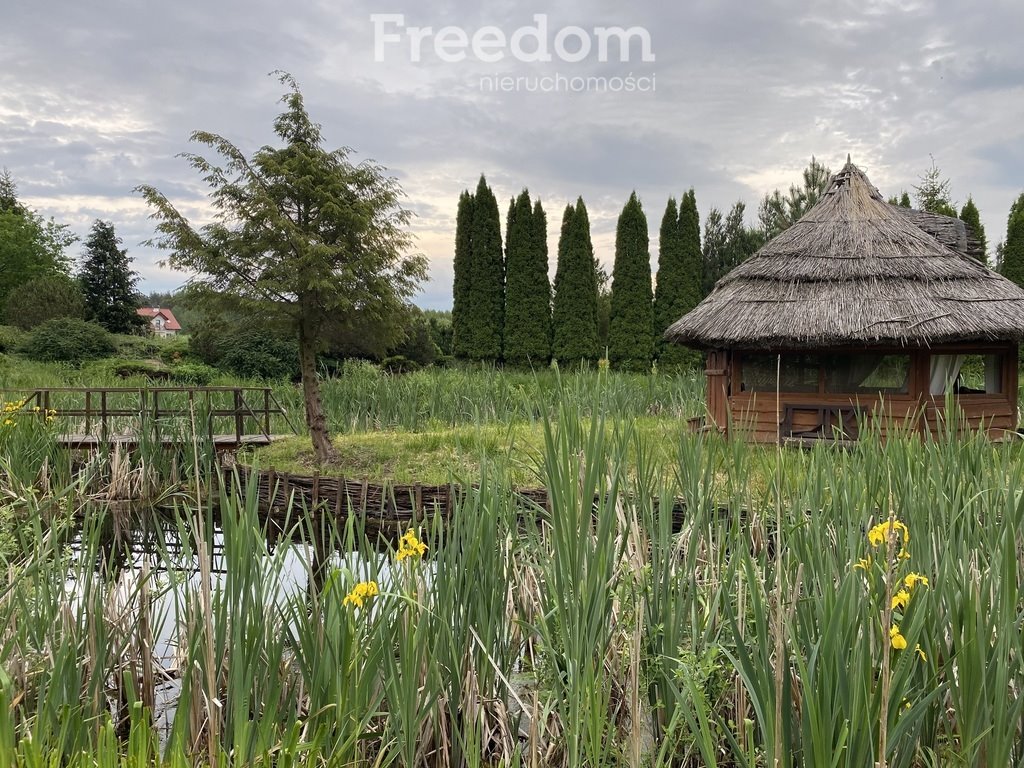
(552, 199, 599, 364)
(608, 192, 653, 371)
(466, 176, 504, 361)
(1001, 193, 1024, 288)
(959, 196, 987, 263)
(78, 220, 145, 334)
(451, 189, 475, 358)
(899, 192, 912, 208)
(504, 190, 552, 366)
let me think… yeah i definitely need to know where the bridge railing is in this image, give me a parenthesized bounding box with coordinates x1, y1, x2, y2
(0, 386, 298, 444)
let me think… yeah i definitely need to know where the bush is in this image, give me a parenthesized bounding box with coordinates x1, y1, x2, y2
(380, 355, 420, 374)
(158, 337, 192, 365)
(218, 329, 298, 380)
(113, 334, 162, 359)
(0, 325, 25, 353)
(169, 363, 218, 385)
(20, 318, 115, 364)
(3, 275, 85, 330)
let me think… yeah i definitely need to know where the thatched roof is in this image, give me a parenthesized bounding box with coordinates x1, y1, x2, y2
(665, 160, 1024, 350)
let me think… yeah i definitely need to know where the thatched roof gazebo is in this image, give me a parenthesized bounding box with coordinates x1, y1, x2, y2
(665, 159, 1024, 443)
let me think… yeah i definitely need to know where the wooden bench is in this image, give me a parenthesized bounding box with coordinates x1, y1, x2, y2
(780, 402, 862, 442)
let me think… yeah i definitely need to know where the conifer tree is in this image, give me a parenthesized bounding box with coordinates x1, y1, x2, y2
(899, 191, 912, 208)
(653, 197, 682, 358)
(531, 200, 551, 357)
(608, 192, 653, 371)
(913, 160, 957, 217)
(78, 220, 145, 334)
(451, 189, 475, 358)
(959, 196, 987, 263)
(503, 191, 551, 366)
(1001, 193, 1024, 287)
(552, 199, 599, 364)
(466, 176, 504, 361)
(656, 189, 704, 368)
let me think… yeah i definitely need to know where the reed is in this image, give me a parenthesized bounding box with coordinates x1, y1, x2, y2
(0, 377, 1023, 766)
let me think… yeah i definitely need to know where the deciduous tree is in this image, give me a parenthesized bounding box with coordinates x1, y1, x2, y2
(136, 73, 426, 462)
(0, 170, 75, 307)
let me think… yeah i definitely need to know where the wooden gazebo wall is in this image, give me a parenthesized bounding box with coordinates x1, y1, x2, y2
(703, 344, 1019, 442)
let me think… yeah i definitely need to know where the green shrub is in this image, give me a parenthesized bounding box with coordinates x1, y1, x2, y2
(380, 355, 420, 374)
(113, 334, 162, 359)
(158, 336, 192, 365)
(0, 325, 25, 353)
(2, 275, 85, 330)
(20, 318, 115, 364)
(218, 329, 298, 380)
(169, 363, 218, 385)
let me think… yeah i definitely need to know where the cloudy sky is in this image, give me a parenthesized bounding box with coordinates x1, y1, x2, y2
(3, 0, 1023, 308)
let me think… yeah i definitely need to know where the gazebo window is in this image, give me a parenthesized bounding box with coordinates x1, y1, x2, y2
(824, 354, 909, 394)
(742, 353, 819, 393)
(939, 353, 1003, 395)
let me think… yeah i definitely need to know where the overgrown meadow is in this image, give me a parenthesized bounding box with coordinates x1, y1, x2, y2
(1, 365, 1023, 766)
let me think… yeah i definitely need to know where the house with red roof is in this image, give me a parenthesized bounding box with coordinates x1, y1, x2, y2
(136, 307, 181, 338)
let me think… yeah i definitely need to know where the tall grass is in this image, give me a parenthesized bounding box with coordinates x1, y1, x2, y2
(1, 383, 1023, 765)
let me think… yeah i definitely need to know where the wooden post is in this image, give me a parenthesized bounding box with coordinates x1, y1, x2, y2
(85, 390, 92, 434)
(233, 389, 244, 445)
(263, 388, 271, 437)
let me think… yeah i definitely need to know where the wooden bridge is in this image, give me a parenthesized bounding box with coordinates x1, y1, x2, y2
(0, 386, 297, 450)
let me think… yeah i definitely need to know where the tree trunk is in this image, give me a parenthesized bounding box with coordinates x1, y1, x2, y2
(298, 322, 336, 464)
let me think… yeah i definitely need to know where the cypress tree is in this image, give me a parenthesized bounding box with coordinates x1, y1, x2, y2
(78, 220, 145, 334)
(959, 196, 987, 263)
(657, 190, 703, 369)
(678, 190, 703, 313)
(504, 191, 551, 366)
(653, 197, 683, 360)
(1001, 193, 1024, 288)
(532, 199, 551, 359)
(451, 189, 475, 358)
(552, 199, 599, 364)
(466, 176, 504, 361)
(609, 192, 653, 371)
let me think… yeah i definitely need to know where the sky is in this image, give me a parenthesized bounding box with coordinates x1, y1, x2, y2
(3, 0, 1023, 309)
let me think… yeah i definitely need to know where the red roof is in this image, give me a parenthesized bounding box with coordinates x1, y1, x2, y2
(137, 307, 182, 331)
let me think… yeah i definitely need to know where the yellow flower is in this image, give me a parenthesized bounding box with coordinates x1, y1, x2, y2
(395, 530, 427, 562)
(915, 644, 926, 662)
(868, 519, 909, 548)
(2, 418, 13, 427)
(343, 580, 379, 609)
(904, 573, 929, 589)
(854, 556, 872, 571)
(890, 624, 908, 650)
(891, 589, 911, 611)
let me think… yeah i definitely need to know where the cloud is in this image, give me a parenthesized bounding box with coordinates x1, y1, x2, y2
(2, 0, 1023, 304)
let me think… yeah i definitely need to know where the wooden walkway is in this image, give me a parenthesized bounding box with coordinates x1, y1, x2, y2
(0, 386, 297, 450)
